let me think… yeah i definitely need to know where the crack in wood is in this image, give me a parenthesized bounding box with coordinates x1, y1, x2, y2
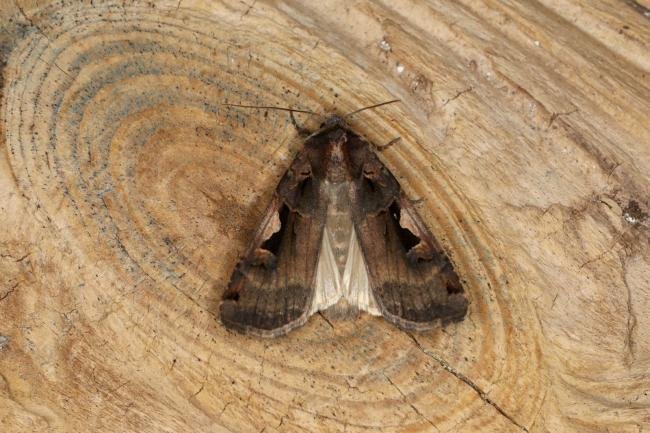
(0, 283, 18, 302)
(578, 233, 624, 269)
(404, 331, 529, 432)
(441, 86, 473, 107)
(620, 255, 638, 363)
(384, 374, 440, 432)
(528, 388, 548, 432)
(317, 311, 335, 329)
(191, 382, 205, 398)
(15, 2, 73, 79)
(548, 108, 578, 127)
(240, 0, 257, 19)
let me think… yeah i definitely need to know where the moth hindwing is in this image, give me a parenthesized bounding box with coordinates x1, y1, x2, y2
(220, 119, 468, 337)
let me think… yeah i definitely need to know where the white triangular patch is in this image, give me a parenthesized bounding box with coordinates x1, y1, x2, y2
(310, 227, 342, 313)
(310, 227, 381, 316)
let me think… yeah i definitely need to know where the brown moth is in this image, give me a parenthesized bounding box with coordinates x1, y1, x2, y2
(220, 108, 468, 337)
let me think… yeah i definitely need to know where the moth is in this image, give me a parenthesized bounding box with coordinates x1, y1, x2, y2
(220, 104, 468, 337)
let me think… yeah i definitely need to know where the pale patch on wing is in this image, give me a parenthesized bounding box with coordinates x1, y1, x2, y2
(310, 227, 341, 313)
(341, 229, 381, 315)
(310, 227, 381, 316)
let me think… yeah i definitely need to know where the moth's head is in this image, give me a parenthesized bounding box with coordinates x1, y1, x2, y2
(319, 115, 345, 131)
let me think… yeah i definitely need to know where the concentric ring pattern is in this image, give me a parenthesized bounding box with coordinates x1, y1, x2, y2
(2, 2, 543, 432)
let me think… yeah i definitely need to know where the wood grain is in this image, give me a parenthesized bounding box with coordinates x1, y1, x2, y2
(0, 1, 648, 432)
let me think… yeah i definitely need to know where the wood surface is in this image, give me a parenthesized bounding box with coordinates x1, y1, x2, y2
(0, 1, 648, 432)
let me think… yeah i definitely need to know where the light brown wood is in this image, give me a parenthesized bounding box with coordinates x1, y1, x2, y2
(1, 1, 648, 432)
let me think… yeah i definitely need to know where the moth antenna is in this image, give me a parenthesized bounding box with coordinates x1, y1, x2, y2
(221, 103, 319, 116)
(342, 99, 401, 119)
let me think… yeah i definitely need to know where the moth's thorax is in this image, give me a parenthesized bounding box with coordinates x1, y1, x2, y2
(322, 180, 354, 276)
(323, 129, 351, 183)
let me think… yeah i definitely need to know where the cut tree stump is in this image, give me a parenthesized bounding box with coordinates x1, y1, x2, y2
(1, 1, 649, 432)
